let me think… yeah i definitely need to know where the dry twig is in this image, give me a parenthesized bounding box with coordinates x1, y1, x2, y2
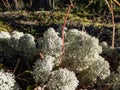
(1, 0, 11, 8)
(104, 0, 115, 49)
(60, 0, 75, 64)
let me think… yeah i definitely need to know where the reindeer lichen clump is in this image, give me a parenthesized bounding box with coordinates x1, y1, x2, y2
(0, 28, 111, 89)
(33, 55, 55, 84)
(0, 31, 11, 42)
(100, 66, 120, 90)
(47, 68, 79, 90)
(63, 29, 110, 83)
(37, 28, 62, 66)
(0, 31, 11, 52)
(0, 31, 37, 58)
(0, 69, 19, 90)
(33, 28, 110, 88)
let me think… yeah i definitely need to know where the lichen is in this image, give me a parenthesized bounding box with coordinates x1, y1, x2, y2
(0, 69, 19, 90)
(0, 31, 37, 58)
(33, 55, 55, 84)
(79, 56, 110, 84)
(47, 68, 79, 90)
(63, 29, 102, 72)
(62, 29, 110, 83)
(37, 28, 62, 66)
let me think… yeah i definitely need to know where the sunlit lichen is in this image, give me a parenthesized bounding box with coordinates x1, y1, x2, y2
(63, 29, 102, 72)
(0, 69, 19, 90)
(47, 68, 79, 90)
(37, 28, 62, 66)
(33, 55, 55, 84)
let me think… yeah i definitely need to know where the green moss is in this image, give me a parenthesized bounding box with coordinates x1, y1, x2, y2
(0, 63, 4, 69)
(0, 21, 12, 32)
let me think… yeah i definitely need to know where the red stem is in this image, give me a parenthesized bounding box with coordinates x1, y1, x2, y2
(60, 5, 71, 65)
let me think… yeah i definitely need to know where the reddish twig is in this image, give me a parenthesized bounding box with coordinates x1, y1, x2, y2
(104, 0, 115, 49)
(113, 0, 120, 6)
(13, 58, 21, 74)
(110, 0, 115, 49)
(6, 0, 11, 8)
(60, 0, 74, 65)
(1, 0, 11, 8)
(2, 0, 8, 8)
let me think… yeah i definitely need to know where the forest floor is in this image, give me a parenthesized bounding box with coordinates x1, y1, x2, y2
(0, 9, 120, 90)
(0, 9, 120, 46)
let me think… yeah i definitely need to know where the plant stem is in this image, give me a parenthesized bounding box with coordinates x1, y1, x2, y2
(60, 0, 74, 65)
(110, 0, 115, 49)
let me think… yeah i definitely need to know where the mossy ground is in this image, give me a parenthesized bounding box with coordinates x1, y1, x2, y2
(0, 9, 120, 90)
(0, 21, 12, 32)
